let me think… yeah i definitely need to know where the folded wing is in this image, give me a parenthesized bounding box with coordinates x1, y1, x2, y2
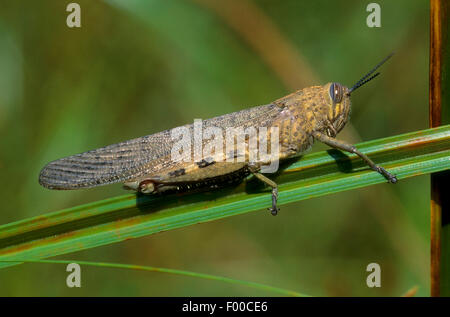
(39, 103, 281, 189)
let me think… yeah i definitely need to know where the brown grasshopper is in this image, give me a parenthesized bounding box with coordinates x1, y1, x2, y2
(39, 53, 397, 215)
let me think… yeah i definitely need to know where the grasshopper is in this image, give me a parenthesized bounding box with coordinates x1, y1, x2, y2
(39, 54, 397, 215)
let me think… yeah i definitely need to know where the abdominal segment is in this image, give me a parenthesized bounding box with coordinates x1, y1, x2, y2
(123, 162, 250, 194)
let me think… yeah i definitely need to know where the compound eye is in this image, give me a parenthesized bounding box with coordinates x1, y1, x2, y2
(329, 82, 343, 103)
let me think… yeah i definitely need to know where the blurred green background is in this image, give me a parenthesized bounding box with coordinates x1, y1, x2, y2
(0, 0, 430, 296)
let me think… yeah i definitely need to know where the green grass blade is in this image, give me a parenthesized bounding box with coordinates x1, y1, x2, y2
(0, 126, 449, 268)
(0, 259, 307, 296)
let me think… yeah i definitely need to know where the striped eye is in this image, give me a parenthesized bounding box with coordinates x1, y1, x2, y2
(329, 82, 343, 103)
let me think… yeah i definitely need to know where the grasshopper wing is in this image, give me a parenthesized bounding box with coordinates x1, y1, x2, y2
(39, 128, 177, 189)
(39, 103, 282, 190)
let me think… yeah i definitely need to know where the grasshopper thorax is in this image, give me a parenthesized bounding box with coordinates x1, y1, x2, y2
(324, 82, 351, 137)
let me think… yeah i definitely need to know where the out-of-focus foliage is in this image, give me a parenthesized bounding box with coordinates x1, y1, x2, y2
(0, 0, 429, 296)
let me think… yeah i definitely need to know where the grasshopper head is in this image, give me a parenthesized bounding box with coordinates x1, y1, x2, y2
(325, 82, 351, 136)
(324, 53, 394, 137)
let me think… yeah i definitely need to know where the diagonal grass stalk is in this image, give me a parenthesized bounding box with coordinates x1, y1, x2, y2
(0, 125, 449, 270)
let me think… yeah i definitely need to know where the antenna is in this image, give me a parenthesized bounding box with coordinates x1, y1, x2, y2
(348, 52, 394, 95)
